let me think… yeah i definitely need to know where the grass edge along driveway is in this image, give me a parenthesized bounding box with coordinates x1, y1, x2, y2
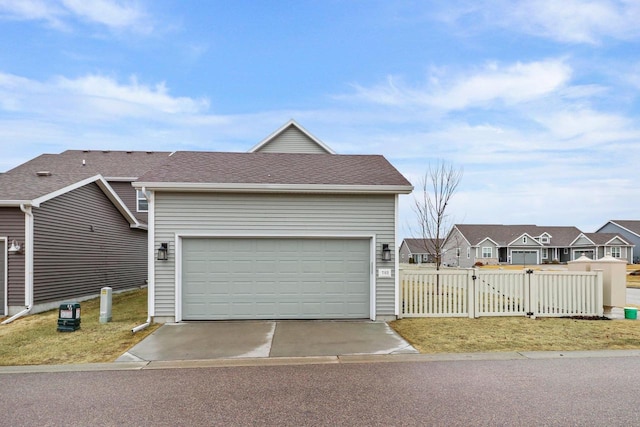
(0, 288, 159, 366)
(390, 315, 640, 354)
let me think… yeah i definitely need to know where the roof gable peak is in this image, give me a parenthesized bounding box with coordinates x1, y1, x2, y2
(248, 120, 336, 154)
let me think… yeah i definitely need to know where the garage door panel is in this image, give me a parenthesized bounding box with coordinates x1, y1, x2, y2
(182, 238, 370, 320)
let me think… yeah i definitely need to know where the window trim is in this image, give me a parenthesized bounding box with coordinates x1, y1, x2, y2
(482, 247, 492, 258)
(610, 247, 621, 258)
(136, 189, 149, 212)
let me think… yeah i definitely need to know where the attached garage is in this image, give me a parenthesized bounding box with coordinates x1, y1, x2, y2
(511, 250, 539, 265)
(181, 237, 371, 320)
(137, 121, 413, 323)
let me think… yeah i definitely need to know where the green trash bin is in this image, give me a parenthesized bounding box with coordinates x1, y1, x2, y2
(57, 303, 81, 332)
(624, 307, 638, 320)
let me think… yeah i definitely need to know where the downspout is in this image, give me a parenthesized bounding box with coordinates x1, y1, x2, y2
(2, 204, 33, 324)
(132, 187, 152, 333)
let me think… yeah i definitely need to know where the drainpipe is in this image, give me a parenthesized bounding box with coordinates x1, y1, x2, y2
(2, 204, 33, 325)
(132, 316, 151, 333)
(132, 187, 151, 333)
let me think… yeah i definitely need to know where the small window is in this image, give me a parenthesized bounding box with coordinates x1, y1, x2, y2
(456, 247, 461, 257)
(611, 247, 621, 258)
(482, 247, 492, 258)
(136, 190, 149, 212)
(541, 236, 550, 243)
(564, 248, 569, 254)
(542, 248, 548, 259)
(467, 247, 471, 259)
(523, 236, 528, 244)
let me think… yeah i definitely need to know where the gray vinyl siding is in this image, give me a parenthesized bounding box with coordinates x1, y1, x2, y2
(573, 236, 592, 246)
(598, 223, 640, 262)
(0, 207, 25, 306)
(0, 240, 4, 314)
(32, 183, 147, 305)
(108, 180, 148, 224)
(442, 229, 473, 268)
(255, 126, 330, 154)
(399, 241, 410, 263)
(153, 192, 397, 319)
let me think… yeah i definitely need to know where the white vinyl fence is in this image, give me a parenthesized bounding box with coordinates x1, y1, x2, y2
(400, 268, 603, 318)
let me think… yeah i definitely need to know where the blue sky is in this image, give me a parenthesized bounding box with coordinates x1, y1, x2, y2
(1, 0, 639, 239)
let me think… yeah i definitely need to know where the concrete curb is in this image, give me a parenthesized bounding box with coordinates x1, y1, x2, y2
(3, 349, 640, 374)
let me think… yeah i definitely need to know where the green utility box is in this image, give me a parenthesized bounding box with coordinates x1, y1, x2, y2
(57, 303, 81, 332)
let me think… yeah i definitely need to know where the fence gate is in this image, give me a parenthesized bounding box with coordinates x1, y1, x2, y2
(399, 268, 603, 318)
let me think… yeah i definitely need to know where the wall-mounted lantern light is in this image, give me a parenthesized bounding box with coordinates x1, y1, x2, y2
(8, 240, 22, 254)
(157, 243, 169, 261)
(382, 243, 391, 261)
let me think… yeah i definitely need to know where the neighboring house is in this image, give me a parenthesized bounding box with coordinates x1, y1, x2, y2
(399, 238, 441, 264)
(0, 150, 170, 319)
(442, 224, 634, 268)
(134, 120, 413, 322)
(597, 220, 640, 263)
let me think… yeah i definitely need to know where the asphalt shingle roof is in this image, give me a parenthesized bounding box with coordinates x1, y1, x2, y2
(137, 151, 412, 187)
(609, 220, 640, 236)
(455, 224, 583, 247)
(402, 238, 442, 253)
(0, 150, 171, 201)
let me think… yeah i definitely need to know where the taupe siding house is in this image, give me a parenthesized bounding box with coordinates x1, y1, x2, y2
(597, 220, 640, 263)
(135, 120, 413, 322)
(399, 238, 441, 264)
(442, 224, 633, 268)
(0, 150, 170, 320)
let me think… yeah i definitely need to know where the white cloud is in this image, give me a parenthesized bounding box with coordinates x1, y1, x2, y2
(61, 0, 151, 33)
(445, 0, 640, 44)
(348, 59, 571, 111)
(533, 108, 636, 143)
(505, 0, 640, 44)
(0, 72, 209, 119)
(0, 0, 152, 33)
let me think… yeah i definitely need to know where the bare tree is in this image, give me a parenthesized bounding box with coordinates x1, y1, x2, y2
(413, 161, 463, 270)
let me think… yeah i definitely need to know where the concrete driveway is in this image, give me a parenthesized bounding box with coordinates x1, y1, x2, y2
(117, 321, 417, 362)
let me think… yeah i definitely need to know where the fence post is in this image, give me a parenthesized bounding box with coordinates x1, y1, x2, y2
(595, 270, 604, 317)
(398, 269, 404, 319)
(526, 269, 535, 318)
(469, 268, 477, 318)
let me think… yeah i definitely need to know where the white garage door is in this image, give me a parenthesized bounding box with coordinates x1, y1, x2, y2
(181, 238, 371, 320)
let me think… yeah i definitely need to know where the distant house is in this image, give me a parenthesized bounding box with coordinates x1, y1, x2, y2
(597, 220, 640, 263)
(135, 120, 413, 322)
(399, 238, 441, 264)
(442, 224, 634, 268)
(0, 150, 170, 320)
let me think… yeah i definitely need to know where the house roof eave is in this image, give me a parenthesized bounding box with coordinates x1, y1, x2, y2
(133, 182, 414, 195)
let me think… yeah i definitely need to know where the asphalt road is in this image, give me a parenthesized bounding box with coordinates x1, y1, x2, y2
(3, 356, 640, 426)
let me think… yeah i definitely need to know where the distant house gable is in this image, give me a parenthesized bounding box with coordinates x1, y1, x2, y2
(597, 220, 640, 262)
(598, 220, 640, 236)
(477, 237, 500, 247)
(570, 233, 595, 246)
(582, 233, 630, 247)
(508, 233, 543, 247)
(248, 120, 336, 154)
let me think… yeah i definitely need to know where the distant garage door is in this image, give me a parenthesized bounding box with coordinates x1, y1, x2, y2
(511, 250, 538, 265)
(181, 238, 371, 320)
